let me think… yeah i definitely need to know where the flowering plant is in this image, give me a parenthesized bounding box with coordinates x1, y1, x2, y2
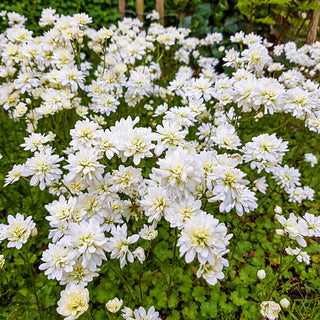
(0, 8, 320, 319)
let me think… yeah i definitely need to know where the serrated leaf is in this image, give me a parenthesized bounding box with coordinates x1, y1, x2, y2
(192, 286, 206, 302)
(200, 301, 218, 317)
(167, 310, 180, 320)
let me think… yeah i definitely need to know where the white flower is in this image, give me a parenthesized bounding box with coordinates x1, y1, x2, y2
(64, 147, 105, 185)
(254, 177, 268, 194)
(119, 127, 157, 165)
(242, 43, 272, 72)
(111, 165, 142, 196)
(108, 224, 139, 268)
(296, 250, 310, 264)
(60, 219, 109, 272)
(57, 284, 89, 320)
(154, 121, 187, 156)
(20, 132, 50, 151)
(178, 211, 231, 265)
(22, 147, 63, 190)
(60, 258, 99, 287)
(303, 212, 320, 237)
(211, 124, 241, 150)
(70, 119, 102, 148)
(196, 254, 229, 286)
(0, 213, 36, 249)
(304, 153, 318, 167)
(141, 186, 170, 223)
(57, 67, 85, 92)
(133, 247, 145, 263)
(260, 301, 281, 320)
(276, 213, 309, 247)
(151, 147, 202, 199)
(129, 306, 161, 320)
(272, 165, 301, 192)
(241, 133, 288, 173)
(146, 10, 160, 20)
(274, 205, 282, 214)
(165, 197, 202, 229)
(106, 297, 123, 313)
(45, 195, 76, 228)
(139, 224, 158, 240)
(122, 307, 134, 319)
(39, 244, 76, 281)
(4, 164, 25, 186)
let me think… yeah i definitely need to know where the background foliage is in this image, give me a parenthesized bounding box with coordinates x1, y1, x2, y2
(1, 1, 320, 320)
(1, 0, 320, 43)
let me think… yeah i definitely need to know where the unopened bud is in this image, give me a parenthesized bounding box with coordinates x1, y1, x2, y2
(276, 229, 285, 236)
(274, 205, 282, 214)
(280, 298, 290, 309)
(31, 227, 38, 237)
(0, 254, 5, 269)
(257, 269, 266, 280)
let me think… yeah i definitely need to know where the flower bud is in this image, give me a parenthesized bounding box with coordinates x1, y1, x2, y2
(280, 298, 290, 309)
(106, 297, 123, 313)
(276, 229, 285, 236)
(0, 254, 5, 269)
(257, 269, 266, 280)
(31, 227, 38, 237)
(274, 205, 282, 214)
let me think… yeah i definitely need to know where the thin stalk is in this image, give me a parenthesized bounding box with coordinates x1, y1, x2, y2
(23, 252, 43, 320)
(138, 263, 143, 303)
(252, 253, 296, 300)
(107, 262, 133, 294)
(172, 228, 178, 267)
(248, 1, 255, 33)
(86, 310, 95, 320)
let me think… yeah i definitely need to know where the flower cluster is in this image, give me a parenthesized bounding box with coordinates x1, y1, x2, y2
(0, 8, 320, 319)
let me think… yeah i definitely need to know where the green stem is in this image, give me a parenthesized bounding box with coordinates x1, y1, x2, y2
(107, 262, 133, 294)
(87, 310, 95, 320)
(139, 263, 143, 303)
(172, 228, 178, 267)
(252, 249, 297, 300)
(268, 240, 286, 299)
(25, 252, 43, 320)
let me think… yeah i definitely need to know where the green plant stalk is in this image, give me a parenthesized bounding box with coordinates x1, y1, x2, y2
(20, 251, 43, 320)
(138, 263, 143, 303)
(107, 262, 133, 295)
(252, 253, 297, 300)
(86, 310, 95, 320)
(167, 228, 178, 298)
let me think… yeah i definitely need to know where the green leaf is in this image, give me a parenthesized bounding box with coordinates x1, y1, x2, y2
(167, 310, 180, 320)
(192, 286, 206, 302)
(153, 241, 173, 261)
(200, 301, 218, 317)
(230, 290, 247, 306)
(182, 302, 198, 319)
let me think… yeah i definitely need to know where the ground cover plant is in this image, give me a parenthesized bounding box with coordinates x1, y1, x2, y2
(1, 8, 320, 320)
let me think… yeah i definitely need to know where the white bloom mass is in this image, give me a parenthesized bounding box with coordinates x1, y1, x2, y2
(57, 284, 89, 320)
(178, 211, 232, 266)
(0, 213, 36, 249)
(260, 301, 281, 320)
(22, 147, 63, 190)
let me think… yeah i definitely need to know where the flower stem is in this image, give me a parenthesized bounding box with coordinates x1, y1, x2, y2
(24, 252, 43, 320)
(107, 262, 133, 294)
